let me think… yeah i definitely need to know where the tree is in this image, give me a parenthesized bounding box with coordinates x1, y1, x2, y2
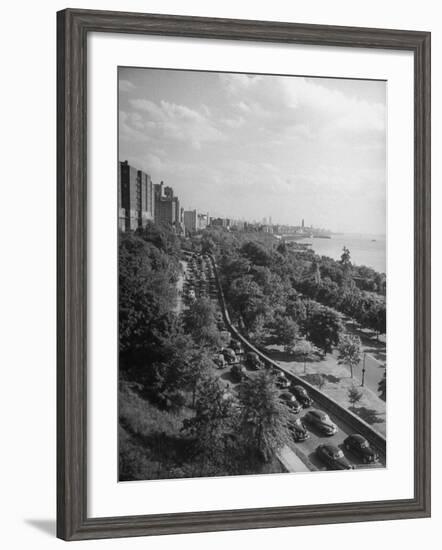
(340, 246, 352, 284)
(340, 246, 352, 268)
(364, 301, 386, 338)
(182, 375, 234, 475)
(378, 371, 386, 401)
(118, 232, 180, 370)
(309, 373, 326, 390)
(182, 348, 215, 407)
(337, 333, 362, 378)
(276, 240, 288, 255)
(273, 315, 299, 354)
(237, 371, 291, 461)
(348, 385, 363, 407)
(240, 241, 273, 267)
(286, 293, 307, 323)
(183, 297, 222, 348)
(302, 306, 343, 355)
(292, 339, 318, 373)
(227, 275, 268, 330)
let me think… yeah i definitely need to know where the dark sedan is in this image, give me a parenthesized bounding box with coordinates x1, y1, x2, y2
(230, 340, 243, 355)
(276, 372, 290, 389)
(303, 409, 337, 436)
(343, 434, 379, 464)
(288, 417, 309, 442)
(222, 347, 237, 364)
(245, 352, 263, 370)
(291, 385, 313, 408)
(316, 444, 354, 470)
(279, 392, 302, 413)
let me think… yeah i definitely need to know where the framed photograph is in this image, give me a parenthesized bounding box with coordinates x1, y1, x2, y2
(57, 8, 431, 541)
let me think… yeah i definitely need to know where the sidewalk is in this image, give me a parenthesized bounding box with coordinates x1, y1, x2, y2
(277, 445, 311, 473)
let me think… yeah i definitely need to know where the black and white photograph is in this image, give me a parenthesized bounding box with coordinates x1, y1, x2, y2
(118, 66, 387, 482)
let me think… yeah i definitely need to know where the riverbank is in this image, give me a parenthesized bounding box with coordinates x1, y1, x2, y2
(303, 233, 386, 273)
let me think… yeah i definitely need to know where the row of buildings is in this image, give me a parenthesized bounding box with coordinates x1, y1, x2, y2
(118, 160, 211, 235)
(118, 160, 327, 237)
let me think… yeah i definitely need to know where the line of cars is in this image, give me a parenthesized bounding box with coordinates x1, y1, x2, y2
(183, 254, 217, 304)
(271, 376, 380, 470)
(316, 434, 379, 470)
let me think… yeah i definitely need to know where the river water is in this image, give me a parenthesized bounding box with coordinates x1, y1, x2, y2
(301, 234, 386, 273)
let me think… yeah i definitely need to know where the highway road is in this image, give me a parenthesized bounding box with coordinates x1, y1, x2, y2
(182, 253, 385, 473)
(215, 359, 385, 471)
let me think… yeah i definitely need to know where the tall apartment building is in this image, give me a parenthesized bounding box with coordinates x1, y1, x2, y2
(118, 161, 154, 232)
(184, 210, 210, 233)
(210, 217, 230, 229)
(183, 209, 197, 233)
(154, 181, 177, 226)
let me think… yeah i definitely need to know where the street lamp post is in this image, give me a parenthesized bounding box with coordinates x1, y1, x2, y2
(361, 352, 366, 387)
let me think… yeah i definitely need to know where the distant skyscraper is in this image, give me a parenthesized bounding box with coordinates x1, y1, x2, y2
(302, 219, 305, 229)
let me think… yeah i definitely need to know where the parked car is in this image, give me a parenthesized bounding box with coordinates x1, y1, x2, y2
(288, 417, 309, 442)
(343, 434, 379, 464)
(303, 409, 337, 436)
(291, 384, 313, 408)
(230, 339, 243, 354)
(212, 354, 226, 369)
(279, 392, 302, 413)
(316, 444, 354, 470)
(245, 352, 263, 370)
(276, 372, 290, 389)
(222, 347, 237, 364)
(230, 364, 246, 383)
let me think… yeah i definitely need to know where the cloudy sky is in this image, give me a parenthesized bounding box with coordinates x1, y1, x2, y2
(119, 67, 386, 234)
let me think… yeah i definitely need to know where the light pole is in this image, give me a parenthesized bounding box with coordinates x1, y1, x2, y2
(361, 352, 366, 387)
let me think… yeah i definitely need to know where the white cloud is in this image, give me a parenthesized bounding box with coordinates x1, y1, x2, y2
(119, 69, 386, 233)
(119, 80, 136, 92)
(129, 98, 225, 150)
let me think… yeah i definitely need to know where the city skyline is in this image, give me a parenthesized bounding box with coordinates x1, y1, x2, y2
(119, 67, 386, 235)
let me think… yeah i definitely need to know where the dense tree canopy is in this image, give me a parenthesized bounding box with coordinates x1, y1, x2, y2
(302, 305, 343, 355)
(237, 371, 291, 460)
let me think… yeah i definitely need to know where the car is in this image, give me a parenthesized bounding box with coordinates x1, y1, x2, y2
(303, 409, 337, 436)
(291, 385, 313, 408)
(279, 392, 302, 413)
(212, 354, 226, 369)
(222, 347, 237, 364)
(288, 417, 309, 442)
(316, 444, 354, 470)
(343, 434, 379, 464)
(276, 372, 290, 389)
(230, 339, 243, 354)
(245, 352, 263, 370)
(230, 364, 246, 383)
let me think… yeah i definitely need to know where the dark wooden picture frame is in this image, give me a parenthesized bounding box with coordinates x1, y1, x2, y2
(57, 8, 431, 541)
